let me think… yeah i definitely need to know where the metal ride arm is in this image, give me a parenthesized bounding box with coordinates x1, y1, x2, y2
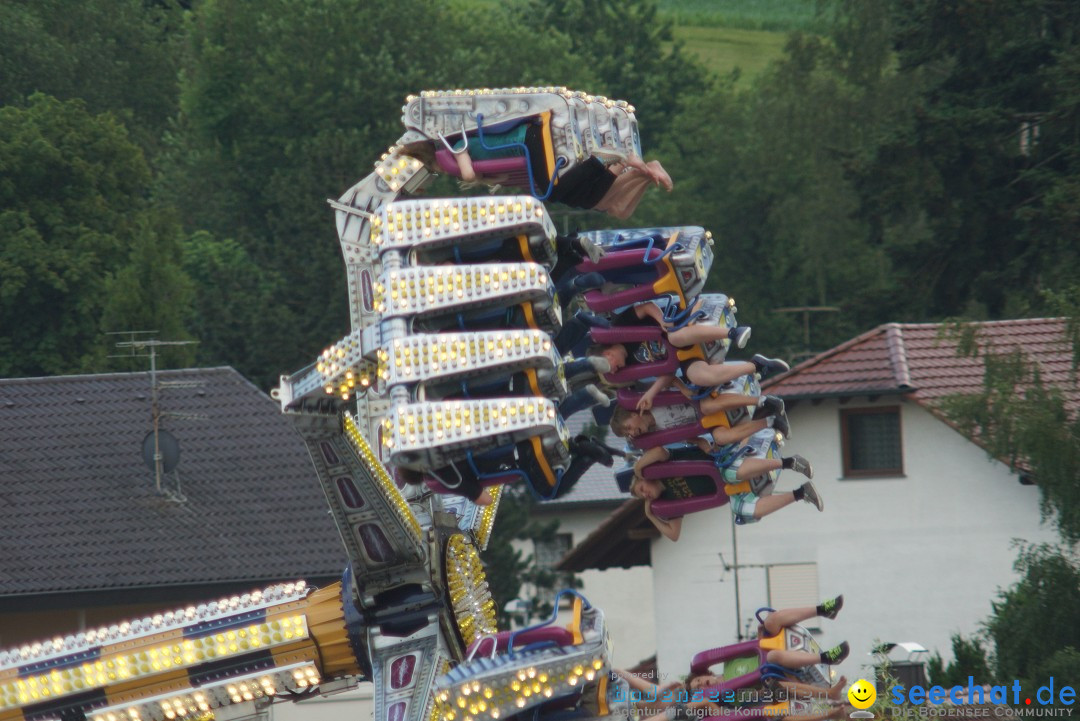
(8, 86, 682, 721)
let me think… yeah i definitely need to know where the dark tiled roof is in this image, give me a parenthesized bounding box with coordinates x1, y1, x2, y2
(764, 318, 1078, 411)
(0, 368, 347, 597)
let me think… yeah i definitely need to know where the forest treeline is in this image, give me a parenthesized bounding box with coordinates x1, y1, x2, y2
(4, 0, 1079, 386)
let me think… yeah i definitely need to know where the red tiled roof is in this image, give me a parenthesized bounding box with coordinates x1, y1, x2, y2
(764, 318, 1078, 412)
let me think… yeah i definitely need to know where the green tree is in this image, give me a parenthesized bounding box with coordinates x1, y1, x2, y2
(181, 232, 291, 386)
(481, 487, 578, 627)
(852, 0, 1080, 319)
(661, 0, 914, 360)
(0, 0, 186, 152)
(513, 0, 708, 149)
(986, 544, 1080, 698)
(926, 634, 992, 688)
(164, 0, 600, 383)
(941, 340, 1080, 543)
(941, 311, 1080, 695)
(0, 95, 191, 376)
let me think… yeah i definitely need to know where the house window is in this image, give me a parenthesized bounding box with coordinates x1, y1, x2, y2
(841, 406, 903, 477)
(534, 533, 573, 570)
(767, 563, 819, 619)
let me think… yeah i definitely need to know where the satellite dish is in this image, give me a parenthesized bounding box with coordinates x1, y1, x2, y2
(142, 429, 181, 474)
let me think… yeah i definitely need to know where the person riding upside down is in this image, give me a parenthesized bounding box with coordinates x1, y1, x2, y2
(616, 597, 849, 720)
(630, 441, 820, 541)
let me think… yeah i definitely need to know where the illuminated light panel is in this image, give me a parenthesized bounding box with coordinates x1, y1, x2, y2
(0, 583, 309, 673)
(342, 414, 422, 542)
(417, 87, 569, 99)
(315, 331, 377, 401)
(434, 654, 608, 721)
(0, 618, 308, 711)
(382, 399, 560, 462)
(444, 535, 497, 646)
(374, 264, 550, 317)
(377, 331, 556, 387)
(370, 197, 554, 250)
(473, 486, 502, 551)
(86, 662, 320, 721)
(373, 153, 425, 193)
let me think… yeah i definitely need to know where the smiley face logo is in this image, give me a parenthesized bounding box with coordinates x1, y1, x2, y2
(848, 679, 877, 710)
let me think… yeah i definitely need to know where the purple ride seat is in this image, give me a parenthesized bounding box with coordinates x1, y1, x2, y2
(643, 461, 741, 521)
(467, 625, 576, 656)
(688, 639, 769, 694)
(588, 326, 678, 384)
(434, 150, 533, 187)
(424, 470, 518, 494)
(616, 389, 717, 450)
(577, 245, 686, 313)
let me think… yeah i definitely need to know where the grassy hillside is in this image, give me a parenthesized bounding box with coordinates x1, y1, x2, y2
(670, 24, 790, 81)
(660, 0, 821, 82)
(656, 0, 818, 31)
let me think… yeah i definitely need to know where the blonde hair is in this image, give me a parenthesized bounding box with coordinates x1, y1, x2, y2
(610, 406, 634, 438)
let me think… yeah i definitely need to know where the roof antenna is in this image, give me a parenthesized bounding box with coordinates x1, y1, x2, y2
(109, 332, 200, 500)
(773, 306, 840, 363)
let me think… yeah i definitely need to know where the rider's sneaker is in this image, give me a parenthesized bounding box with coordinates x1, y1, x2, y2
(586, 356, 612, 375)
(730, 326, 752, 349)
(817, 595, 844, 620)
(577, 237, 606, 264)
(789, 454, 814, 479)
(772, 412, 791, 440)
(800, 481, 824, 511)
(821, 642, 850, 665)
(758, 395, 785, 418)
(571, 435, 614, 468)
(585, 384, 611, 408)
(751, 354, 790, 379)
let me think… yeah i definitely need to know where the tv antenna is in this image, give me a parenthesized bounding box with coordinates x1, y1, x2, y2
(109, 332, 200, 500)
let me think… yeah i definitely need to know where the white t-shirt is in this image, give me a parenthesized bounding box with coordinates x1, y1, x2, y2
(650, 404, 698, 429)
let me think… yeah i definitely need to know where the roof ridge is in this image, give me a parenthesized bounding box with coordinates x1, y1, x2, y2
(0, 366, 238, 385)
(895, 317, 1065, 330)
(885, 324, 914, 389)
(764, 323, 890, 388)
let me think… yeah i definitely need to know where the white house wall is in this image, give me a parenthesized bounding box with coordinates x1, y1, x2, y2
(528, 507, 657, 669)
(652, 397, 1058, 684)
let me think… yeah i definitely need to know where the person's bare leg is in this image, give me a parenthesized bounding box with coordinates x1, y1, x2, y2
(762, 605, 820, 635)
(766, 649, 823, 669)
(734, 456, 782, 481)
(685, 360, 756, 388)
(593, 172, 655, 219)
(751, 491, 797, 520)
(454, 152, 477, 182)
(711, 418, 769, 446)
(700, 393, 759, 415)
(634, 302, 667, 325)
(667, 323, 738, 348)
(778, 679, 847, 701)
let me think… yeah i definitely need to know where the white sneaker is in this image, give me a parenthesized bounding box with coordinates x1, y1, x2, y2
(585, 384, 611, 407)
(801, 482, 824, 512)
